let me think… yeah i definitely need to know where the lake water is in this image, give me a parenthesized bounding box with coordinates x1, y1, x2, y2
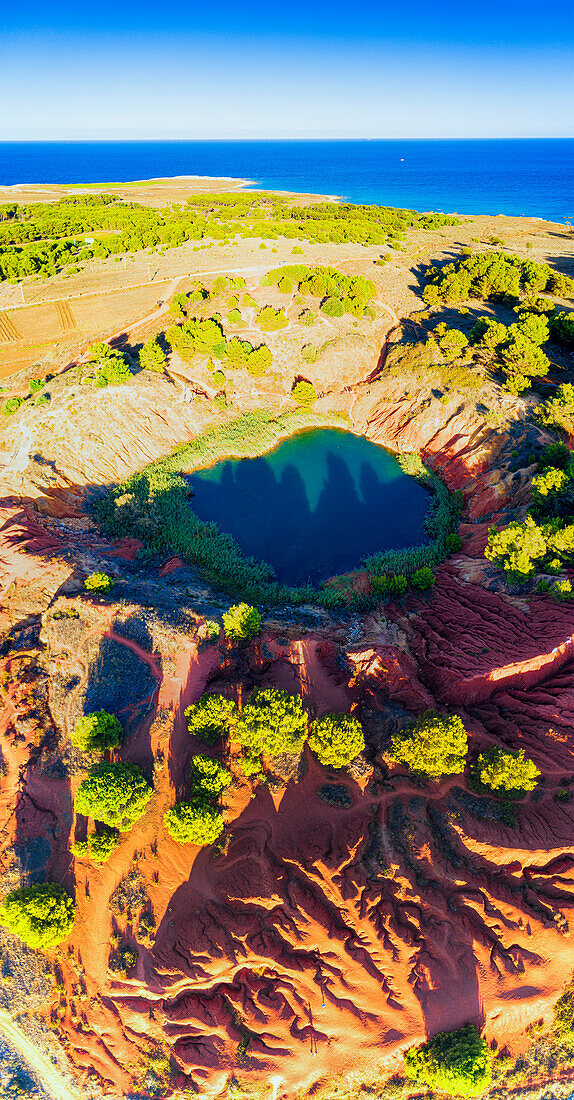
(188, 428, 430, 585)
(1, 139, 573, 221)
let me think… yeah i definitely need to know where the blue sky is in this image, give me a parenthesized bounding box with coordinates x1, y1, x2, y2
(2, 0, 574, 138)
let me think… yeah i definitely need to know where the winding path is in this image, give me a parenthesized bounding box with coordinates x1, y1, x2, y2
(0, 1007, 78, 1100)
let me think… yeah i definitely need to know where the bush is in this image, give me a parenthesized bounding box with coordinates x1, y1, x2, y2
(536, 383, 574, 436)
(235, 688, 308, 758)
(389, 711, 468, 778)
(0, 883, 75, 949)
(189, 754, 232, 796)
(222, 602, 261, 641)
(370, 573, 408, 598)
(446, 532, 463, 551)
(2, 397, 22, 416)
(553, 577, 573, 601)
(75, 762, 153, 831)
(164, 801, 224, 845)
(185, 693, 239, 744)
(475, 746, 540, 796)
(308, 713, 365, 768)
(89, 825, 120, 863)
(70, 710, 123, 752)
(257, 305, 288, 331)
(485, 515, 547, 582)
(139, 338, 167, 372)
(410, 567, 435, 590)
(84, 571, 113, 593)
(292, 380, 318, 405)
(554, 972, 574, 1036)
(404, 1024, 492, 1097)
(87, 342, 132, 387)
(321, 296, 344, 317)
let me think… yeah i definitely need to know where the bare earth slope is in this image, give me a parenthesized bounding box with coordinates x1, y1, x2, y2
(1, 182, 574, 1098)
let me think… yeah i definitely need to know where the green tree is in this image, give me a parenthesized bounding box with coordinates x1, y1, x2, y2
(321, 296, 344, 317)
(139, 338, 167, 372)
(164, 801, 224, 845)
(89, 825, 120, 863)
(84, 571, 113, 593)
(185, 693, 239, 744)
(291, 379, 318, 405)
(234, 688, 308, 758)
(410, 567, 435, 590)
(536, 383, 574, 436)
(70, 710, 123, 752)
(554, 972, 574, 1036)
(75, 762, 152, 831)
(222, 602, 261, 641)
(308, 713, 365, 768)
(257, 305, 288, 331)
(404, 1025, 492, 1097)
(484, 515, 547, 582)
(389, 711, 468, 778)
(189, 754, 232, 796)
(475, 746, 540, 795)
(0, 883, 75, 949)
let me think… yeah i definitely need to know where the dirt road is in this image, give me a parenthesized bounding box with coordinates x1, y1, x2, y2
(0, 1006, 78, 1100)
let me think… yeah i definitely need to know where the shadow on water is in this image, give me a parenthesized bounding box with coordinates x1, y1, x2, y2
(189, 429, 430, 585)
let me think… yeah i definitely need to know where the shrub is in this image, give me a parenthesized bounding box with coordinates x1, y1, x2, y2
(475, 746, 540, 796)
(29, 378, 44, 394)
(223, 602, 261, 640)
(292, 380, 318, 405)
(0, 883, 75, 949)
(227, 308, 242, 324)
(139, 338, 167, 372)
(446, 532, 463, 551)
(277, 276, 293, 293)
(89, 825, 120, 863)
(410, 567, 435, 590)
(321, 296, 344, 317)
(536, 383, 574, 436)
(234, 687, 308, 758)
(75, 762, 153, 831)
(70, 710, 123, 752)
(189, 754, 232, 796)
(389, 711, 468, 778)
(257, 305, 288, 331)
(485, 515, 547, 582)
(370, 573, 408, 598)
(84, 571, 113, 593)
(308, 713, 365, 768)
(87, 342, 133, 386)
(3, 397, 23, 416)
(164, 801, 224, 845)
(553, 577, 573, 601)
(554, 972, 574, 1036)
(404, 1024, 492, 1097)
(299, 309, 315, 325)
(203, 619, 221, 641)
(301, 344, 320, 363)
(185, 693, 239, 744)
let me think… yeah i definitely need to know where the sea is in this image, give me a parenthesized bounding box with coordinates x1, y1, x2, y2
(0, 139, 574, 223)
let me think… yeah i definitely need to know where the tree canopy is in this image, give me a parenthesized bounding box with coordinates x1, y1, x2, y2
(389, 711, 468, 778)
(70, 710, 123, 753)
(75, 762, 153, 831)
(234, 687, 308, 758)
(475, 746, 540, 795)
(164, 801, 224, 846)
(404, 1025, 492, 1097)
(0, 883, 75, 949)
(185, 693, 239, 744)
(308, 713, 365, 768)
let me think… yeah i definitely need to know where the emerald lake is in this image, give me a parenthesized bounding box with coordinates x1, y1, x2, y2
(188, 428, 431, 585)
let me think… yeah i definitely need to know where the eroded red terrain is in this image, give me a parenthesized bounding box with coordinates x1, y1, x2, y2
(1, 389, 574, 1097)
